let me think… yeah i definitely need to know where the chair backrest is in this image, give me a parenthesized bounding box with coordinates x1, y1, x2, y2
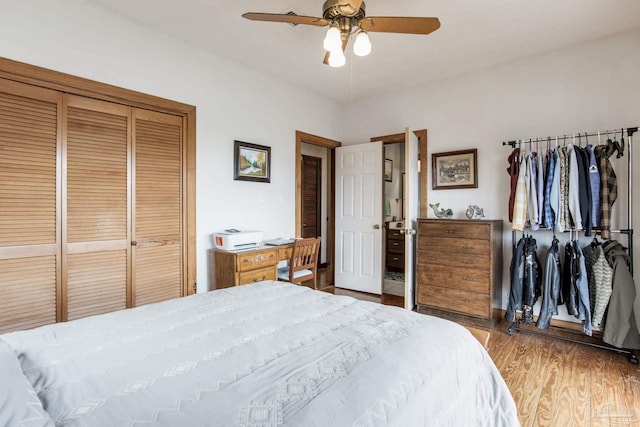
(289, 237, 320, 282)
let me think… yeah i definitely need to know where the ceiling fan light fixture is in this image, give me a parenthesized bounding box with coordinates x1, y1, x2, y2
(328, 49, 346, 67)
(353, 31, 371, 56)
(323, 25, 342, 52)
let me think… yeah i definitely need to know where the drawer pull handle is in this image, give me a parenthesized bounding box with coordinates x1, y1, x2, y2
(463, 260, 473, 264)
(463, 277, 474, 281)
(427, 273, 436, 277)
(428, 257, 436, 260)
(466, 299, 473, 304)
(463, 245, 471, 249)
(252, 278, 258, 283)
(393, 257, 400, 261)
(446, 230, 455, 234)
(428, 243, 436, 246)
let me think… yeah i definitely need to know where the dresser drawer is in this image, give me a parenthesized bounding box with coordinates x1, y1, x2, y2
(418, 222, 490, 240)
(418, 237, 488, 255)
(418, 251, 490, 269)
(386, 253, 404, 269)
(417, 265, 489, 293)
(237, 249, 278, 272)
(387, 229, 404, 240)
(238, 266, 276, 285)
(386, 238, 404, 254)
(417, 285, 490, 319)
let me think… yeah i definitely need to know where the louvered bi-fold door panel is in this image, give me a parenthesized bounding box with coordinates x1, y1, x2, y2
(0, 80, 60, 333)
(64, 96, 129, 321)
(133, 110, 183, 306)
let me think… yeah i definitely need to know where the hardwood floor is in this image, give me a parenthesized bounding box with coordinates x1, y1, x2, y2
(489, 322, 640, 427)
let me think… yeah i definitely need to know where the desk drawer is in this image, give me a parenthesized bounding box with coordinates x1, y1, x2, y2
(238, 266, 276, 285)
(237, 249, 278, 272)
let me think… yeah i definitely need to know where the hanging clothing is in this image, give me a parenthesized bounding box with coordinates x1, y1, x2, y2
(506, 148, 520, 222)
(522, 236, 542, 323)
(557, 147, 569, 232)
(594, 145, 618, 239)
(512, 155, 528, 231)
(566, 145, 583, 230)
(575, 245, 592, 336)
(505, 238, 526, 322)
(527, 153, 539, 230)
(550, 150, 562, 232)
(537, 238, 561, 330)
(586, 145, 601, 228)
(543, 149, 556, 229)
(602, 241, 640, 349)
(575, 146, 592, 236)
(505, 236, 541, 323)
(582, 245, 613, 329)
(536, 150, 545, 229)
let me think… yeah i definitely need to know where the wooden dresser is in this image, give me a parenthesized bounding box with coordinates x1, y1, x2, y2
(385, 224, 405, 272)
(208, 245, 293, 290)
(416, 219, 503, 327)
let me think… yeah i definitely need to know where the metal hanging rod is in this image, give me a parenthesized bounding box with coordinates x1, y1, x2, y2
(502, 126, 638, 147)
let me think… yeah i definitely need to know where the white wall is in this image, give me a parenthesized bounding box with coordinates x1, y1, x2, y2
(341, 30, 640, 320)
(0, 0, 343, 292)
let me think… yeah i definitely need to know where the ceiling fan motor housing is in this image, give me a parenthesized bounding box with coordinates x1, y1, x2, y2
(322, 0, 366, 20)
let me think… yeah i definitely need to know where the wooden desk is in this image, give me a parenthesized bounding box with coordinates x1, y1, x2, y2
(209, 244, 293, 290)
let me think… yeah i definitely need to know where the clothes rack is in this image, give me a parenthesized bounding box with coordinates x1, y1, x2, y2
(504, 126, 638, 364)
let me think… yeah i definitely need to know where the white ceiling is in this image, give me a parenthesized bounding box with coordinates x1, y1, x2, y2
(85, 0, 640, 104)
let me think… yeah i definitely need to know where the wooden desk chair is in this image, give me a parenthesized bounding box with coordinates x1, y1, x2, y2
(277, 237, 320, 290)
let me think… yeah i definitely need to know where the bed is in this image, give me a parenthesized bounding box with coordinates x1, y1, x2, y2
(0, 281, 519, 426)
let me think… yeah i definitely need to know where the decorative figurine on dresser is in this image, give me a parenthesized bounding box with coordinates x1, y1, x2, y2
(416, 218, 503, 328)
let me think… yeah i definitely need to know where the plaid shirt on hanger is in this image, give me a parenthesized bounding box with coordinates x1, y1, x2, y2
(594, 145, 617, 239)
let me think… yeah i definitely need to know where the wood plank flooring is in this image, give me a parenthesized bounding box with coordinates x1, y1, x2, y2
(489, 323, 640, 427)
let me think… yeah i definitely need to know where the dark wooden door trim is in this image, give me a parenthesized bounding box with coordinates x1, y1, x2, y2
(295, 131, 341, 286)
(371, 129, 428, 217)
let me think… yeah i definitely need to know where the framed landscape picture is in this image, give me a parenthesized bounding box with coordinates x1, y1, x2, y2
(432, 149, 478, 190)
(234, 140, 271, 183)
(384, 159, 393, 182)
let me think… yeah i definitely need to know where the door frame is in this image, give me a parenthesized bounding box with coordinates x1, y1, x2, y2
(295, 131, 341, 285)
(370, 129, 428, 217)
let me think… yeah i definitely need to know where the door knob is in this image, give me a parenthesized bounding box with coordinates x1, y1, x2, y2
(373, 224, 380, 229)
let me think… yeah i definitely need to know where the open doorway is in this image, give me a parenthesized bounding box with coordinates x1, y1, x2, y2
(295, 131, 341, 286)
(371, 130, 428, 303)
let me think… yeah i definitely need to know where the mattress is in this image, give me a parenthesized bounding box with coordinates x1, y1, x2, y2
(0, 281, 519, 426)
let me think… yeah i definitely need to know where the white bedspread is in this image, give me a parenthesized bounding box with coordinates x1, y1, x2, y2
(1, 281, 519, 426)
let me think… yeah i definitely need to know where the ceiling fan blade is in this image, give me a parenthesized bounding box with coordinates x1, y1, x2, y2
(323, 37, 349, 65)
(242, 12, 328, 27)
(336, 0, 363, 17)
(360, 17, 441, 35)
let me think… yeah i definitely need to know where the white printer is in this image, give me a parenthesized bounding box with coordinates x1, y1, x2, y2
(213, 229, 263, 250)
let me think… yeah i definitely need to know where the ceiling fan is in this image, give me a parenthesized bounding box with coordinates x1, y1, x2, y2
(242, 0, 441, 67)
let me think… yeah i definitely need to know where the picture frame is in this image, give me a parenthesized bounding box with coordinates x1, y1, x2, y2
(234, 140, 271, 183)
(384, 159, 393, 182)
(432, 148, 478, 190)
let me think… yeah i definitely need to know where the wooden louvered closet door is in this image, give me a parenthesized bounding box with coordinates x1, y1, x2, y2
(0, 80, 61, 333)
(63, 96, 130, 321)
(133, 110, 183, 306)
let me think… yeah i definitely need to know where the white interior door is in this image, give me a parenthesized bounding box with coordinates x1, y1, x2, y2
(404, 128, 420, 310)
(335, 141, 383, 294)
